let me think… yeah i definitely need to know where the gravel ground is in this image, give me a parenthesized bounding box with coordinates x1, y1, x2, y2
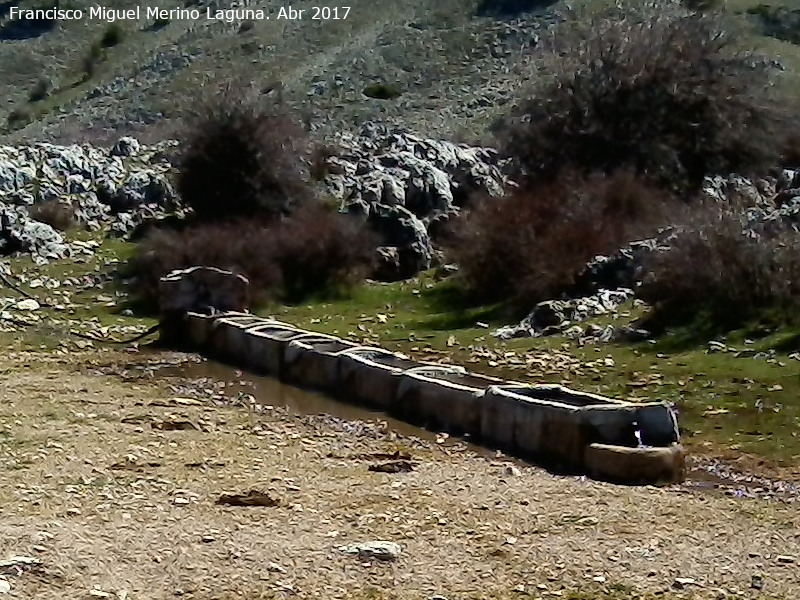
(1, 347, 799, 600)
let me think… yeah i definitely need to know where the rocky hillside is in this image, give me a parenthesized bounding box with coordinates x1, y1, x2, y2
(3, 0, 800, 330)
(0, 0, 557, 144)
(0, 124, 508, 276)
(0, 136, 179, 261)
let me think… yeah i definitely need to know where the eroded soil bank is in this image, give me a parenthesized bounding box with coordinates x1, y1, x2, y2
(1, 345, 799, 600)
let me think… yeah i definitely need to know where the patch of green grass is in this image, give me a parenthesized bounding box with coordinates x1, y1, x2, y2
(269, 273, 800, 468)
(2, 232, 156, 345)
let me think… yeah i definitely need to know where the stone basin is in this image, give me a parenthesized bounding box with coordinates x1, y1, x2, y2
(238, 323, 308, 376)
(394, 366, 506, 435)
(481, 384, 681, 479)
(337, 348, 432, 410)
(282, 336, 362, 392)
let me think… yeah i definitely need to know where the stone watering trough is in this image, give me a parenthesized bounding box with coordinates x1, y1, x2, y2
(177, 310, 684, 485)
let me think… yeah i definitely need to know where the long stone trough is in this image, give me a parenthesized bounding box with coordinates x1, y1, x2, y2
(178, 311, 685, 485)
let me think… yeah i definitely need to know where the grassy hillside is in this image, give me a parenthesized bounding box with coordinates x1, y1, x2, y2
(3, 0, 799, 144)
(0, 0, 540, 143)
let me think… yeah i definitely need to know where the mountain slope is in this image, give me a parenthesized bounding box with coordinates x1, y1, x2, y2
(2, 0, 800, 144)
(1, 0, 554, 144)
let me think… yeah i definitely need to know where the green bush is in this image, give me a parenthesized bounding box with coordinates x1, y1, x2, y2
(681, 0, 723, 11)
(28, 77, 50, 102)
(475, 0, 557, 18)
(363, 83, 403, 100)
(100, 24, 124, 48)
(81, 42, 104, 78)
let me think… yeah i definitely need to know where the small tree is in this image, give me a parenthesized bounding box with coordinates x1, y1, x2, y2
(499, 0, 788, 193)
(176, 83, 311, 221)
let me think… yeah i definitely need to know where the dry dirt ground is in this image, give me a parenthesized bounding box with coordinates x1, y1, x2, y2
(1, 345, 799, 600)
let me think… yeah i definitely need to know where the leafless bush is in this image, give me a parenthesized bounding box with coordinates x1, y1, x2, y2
(448, 172, 673, 307)
(273, 203, 377, 302)
(639, 205, 800, 330)
(126, 204, 376, 310)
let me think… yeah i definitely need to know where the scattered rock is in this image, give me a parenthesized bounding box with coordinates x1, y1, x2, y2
(751, 574, 764, 590)
(0, 138, 181, 262)
(494, 288, 634, 339)
(708, 341, 731, 353)
(216, 490, 280, 507)
(158, 266, 250, 318)
(325, 122, 509, 280)
(0, 207, 67, 264)
(13, 299, 40, 311)
(1, 556, 41, 576)
(776, 555, 796, 564)
(703, 171, 800, 229)
(110, 136, 141, 157)
(103, 170, 176, 213)
(335, 450, 412, 461)
(368, 460, 416, 473)
(672, 577, 698, 590)
(575, 236, 675, 295)
(339, 540, 402, 562)
(150, 419, 198, 431)
(365, 205, 434, 280)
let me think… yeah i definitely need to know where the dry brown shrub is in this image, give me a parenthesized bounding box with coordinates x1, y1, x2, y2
(126, 204, 376, 310)
(639, 205, 800, 331)
(448, 172, 673, 307)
